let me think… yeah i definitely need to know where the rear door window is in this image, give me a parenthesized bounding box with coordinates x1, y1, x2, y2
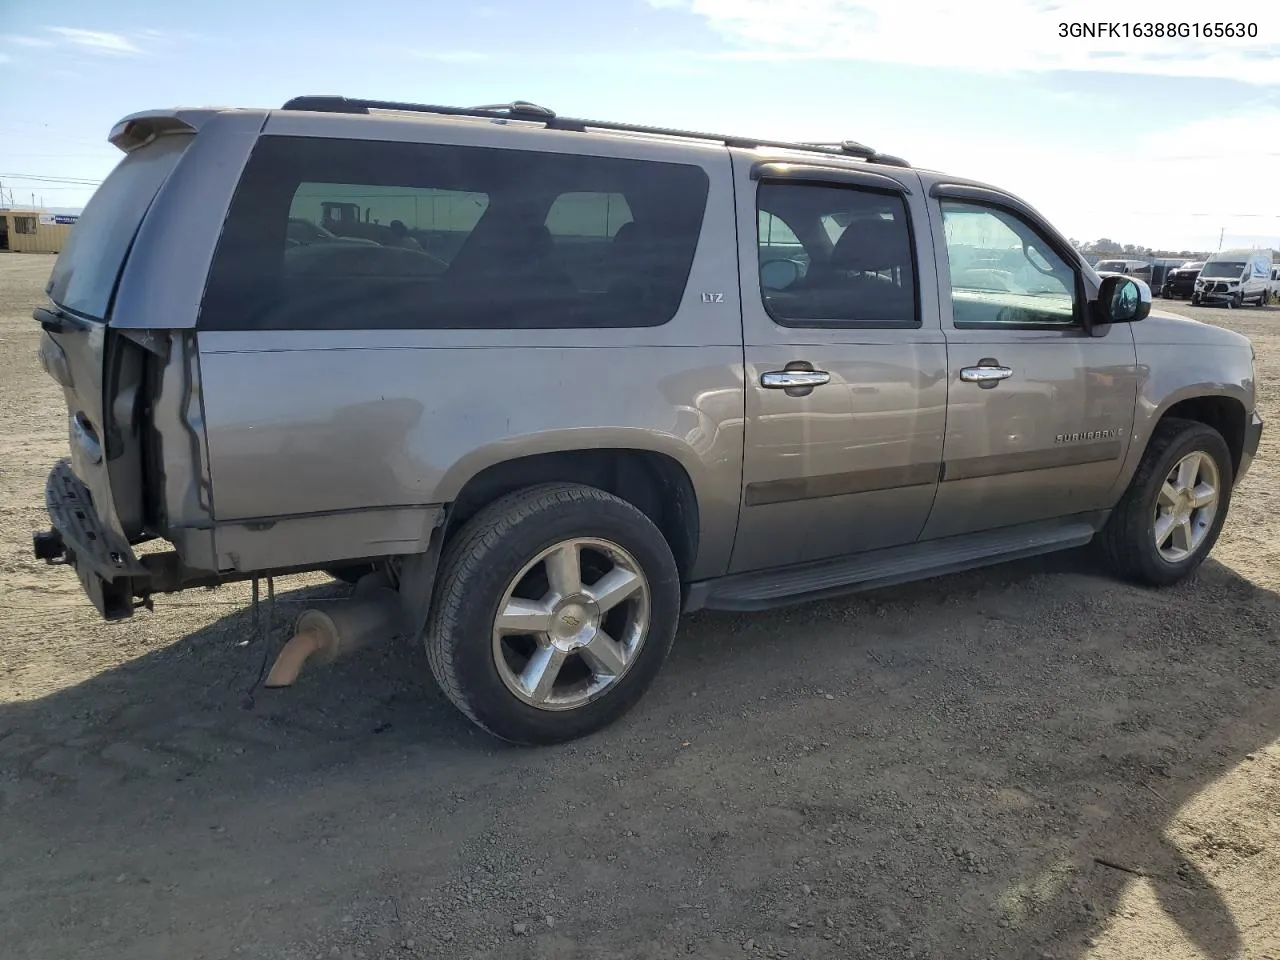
(756, 181, 919, 328)
(200, 137, 710, 331)
(45, 134, 191, 320)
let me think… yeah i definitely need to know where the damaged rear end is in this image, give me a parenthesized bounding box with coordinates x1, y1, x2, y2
(32, 108, 266, 619)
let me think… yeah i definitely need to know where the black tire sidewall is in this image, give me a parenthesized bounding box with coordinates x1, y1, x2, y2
(1127, 426, 1234, 585)
(433, 493, 680, 744)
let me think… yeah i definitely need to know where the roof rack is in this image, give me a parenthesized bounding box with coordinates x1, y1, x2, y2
(278, 96, 911, 168)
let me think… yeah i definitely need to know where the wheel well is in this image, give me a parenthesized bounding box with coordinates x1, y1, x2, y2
(1161, 396, 1247, 475)
(445, 450, 701, 578)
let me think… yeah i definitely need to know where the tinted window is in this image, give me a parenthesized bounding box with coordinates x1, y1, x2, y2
(46, 133, 190, 320)
(200, 137, 710, 331)
(759, 211, 807, 269)
(756, 182, 918, 328)
(941, 201, 1078, 327)
(544, 192, 634, 293)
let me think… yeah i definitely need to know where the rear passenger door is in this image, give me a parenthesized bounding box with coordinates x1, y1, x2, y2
(922, 184, 1139, 540)
(731, 157, 947, 573)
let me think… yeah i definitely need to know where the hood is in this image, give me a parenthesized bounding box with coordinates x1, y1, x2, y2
(1133, 309, 1253, 349)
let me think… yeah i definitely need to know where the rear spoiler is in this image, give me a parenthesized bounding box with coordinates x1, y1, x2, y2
(108, 108, 226, 153)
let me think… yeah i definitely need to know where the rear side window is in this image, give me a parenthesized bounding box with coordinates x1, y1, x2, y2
(756, 181, 919, 328)
(46, 134, 191, 320)
(200, 137, 710, 331)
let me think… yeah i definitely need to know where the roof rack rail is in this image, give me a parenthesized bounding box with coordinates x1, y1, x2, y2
(278, 96, 911, 168)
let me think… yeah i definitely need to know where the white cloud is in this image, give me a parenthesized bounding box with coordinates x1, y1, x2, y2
(648, 0, 1280, 84)
(0, 52, 11, 65)
(47, 27, 143, 56)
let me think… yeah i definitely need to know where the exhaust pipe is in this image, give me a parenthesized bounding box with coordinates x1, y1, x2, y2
(263, 579, 403, 688)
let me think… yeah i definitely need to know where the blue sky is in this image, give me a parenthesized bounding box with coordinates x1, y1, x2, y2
(2, 0, 1278, 251)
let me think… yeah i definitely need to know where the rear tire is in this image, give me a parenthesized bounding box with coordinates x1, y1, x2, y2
(424, 482, 681, 745)
(1097, 418, 1233, 587)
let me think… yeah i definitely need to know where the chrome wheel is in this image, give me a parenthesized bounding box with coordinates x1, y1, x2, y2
(1153, 450, 1220, 563)
(491, 538, 650, 711)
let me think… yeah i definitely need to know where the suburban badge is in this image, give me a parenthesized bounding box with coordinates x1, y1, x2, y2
(1055, 428, 1119, 444)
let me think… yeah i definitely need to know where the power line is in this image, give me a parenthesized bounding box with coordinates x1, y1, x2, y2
(0, 152, 116, 159)
(0, 173, 104, 185)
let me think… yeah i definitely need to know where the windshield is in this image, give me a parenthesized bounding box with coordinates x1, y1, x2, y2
(1094, 260, 1126, 272)
(1200, 261, 1246, 279)
(45, 133, 191, 320)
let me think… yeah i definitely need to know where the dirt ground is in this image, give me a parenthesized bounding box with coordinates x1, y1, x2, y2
(2, 250, 1279, 960)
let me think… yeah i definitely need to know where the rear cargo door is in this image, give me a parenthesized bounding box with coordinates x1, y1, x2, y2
(37, 132, 191, 541)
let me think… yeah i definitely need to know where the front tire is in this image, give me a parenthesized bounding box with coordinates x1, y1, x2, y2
(424, 483, 681, 745)
(1098, 418, 1233, 587)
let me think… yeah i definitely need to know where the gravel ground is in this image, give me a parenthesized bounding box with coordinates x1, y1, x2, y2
(2, 251, 1279, 960)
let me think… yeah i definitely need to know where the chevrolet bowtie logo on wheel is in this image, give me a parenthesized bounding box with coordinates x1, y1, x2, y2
(560, 614, 582, 627)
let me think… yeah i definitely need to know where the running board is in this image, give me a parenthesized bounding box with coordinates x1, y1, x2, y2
(685, 515, 1102, 613)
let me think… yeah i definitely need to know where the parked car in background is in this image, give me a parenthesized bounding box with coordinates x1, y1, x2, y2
(31, 96, 1263, 745)
(1162, 261, 1204, 300)
(1094, 259, 1153, 284)
(1193, 249, 1274, 308)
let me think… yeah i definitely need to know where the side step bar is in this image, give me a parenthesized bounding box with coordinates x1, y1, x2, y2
(685, 514, 1104, 613)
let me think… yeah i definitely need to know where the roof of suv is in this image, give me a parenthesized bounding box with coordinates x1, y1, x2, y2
(272, 95, 915, 169)
(110, 98, 1080, 251)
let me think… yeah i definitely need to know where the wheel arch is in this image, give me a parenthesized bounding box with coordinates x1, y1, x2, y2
(443, 447, 704, 581)
(1155, 394, 1248, 478)
(1109, 385, 1251, 508)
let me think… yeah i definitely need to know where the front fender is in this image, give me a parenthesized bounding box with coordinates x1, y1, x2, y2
(1107, 340, 1255, 500)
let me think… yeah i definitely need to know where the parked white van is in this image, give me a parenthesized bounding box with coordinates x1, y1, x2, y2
(1193, 249, 1273, 308)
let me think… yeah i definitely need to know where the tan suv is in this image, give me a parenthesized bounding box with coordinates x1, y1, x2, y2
(32, 96, 1263, 744)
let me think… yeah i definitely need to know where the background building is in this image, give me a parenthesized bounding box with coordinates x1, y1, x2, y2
(0, 210, 78, 254)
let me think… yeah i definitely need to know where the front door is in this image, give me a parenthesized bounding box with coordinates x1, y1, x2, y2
(921, 190, 1139, 540)
(730, 156, 947, 573)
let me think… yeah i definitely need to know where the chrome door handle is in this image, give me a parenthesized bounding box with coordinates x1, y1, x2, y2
(960, 365, 1013, 384)
(761, 370, 831, 389)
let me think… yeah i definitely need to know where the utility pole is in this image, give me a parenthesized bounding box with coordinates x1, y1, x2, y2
(1218, 227, 1224, 251)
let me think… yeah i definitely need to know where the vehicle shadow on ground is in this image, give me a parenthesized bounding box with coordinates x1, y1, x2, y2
(2, 551, 1277, 960)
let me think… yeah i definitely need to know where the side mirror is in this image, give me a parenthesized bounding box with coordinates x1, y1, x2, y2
(1097, 275, 1151, 324)
(761, 258, 802, 292)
